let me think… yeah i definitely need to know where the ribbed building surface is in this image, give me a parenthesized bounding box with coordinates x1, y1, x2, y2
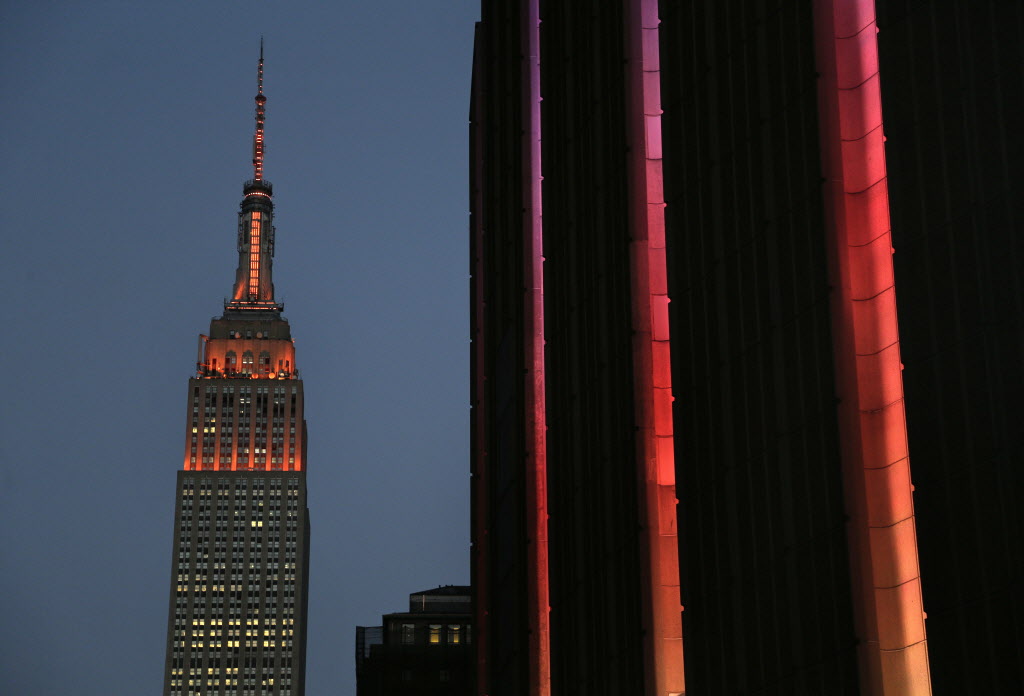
(471, 1, 1021, 694)
(659, 2, 863, 692)
(471, 2, 681, 695)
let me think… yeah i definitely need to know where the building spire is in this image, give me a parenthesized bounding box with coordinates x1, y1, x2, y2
(227, 39, 280, 312)
(253, 37, 267, 182)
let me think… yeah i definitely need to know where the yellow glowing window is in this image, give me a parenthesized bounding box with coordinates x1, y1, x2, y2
(448, 625, 461, 644)
(429, 624, 441, 644)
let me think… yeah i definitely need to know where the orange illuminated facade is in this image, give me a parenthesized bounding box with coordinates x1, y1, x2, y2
(186, 312, 305, 473)
(163, 45, 309, 696)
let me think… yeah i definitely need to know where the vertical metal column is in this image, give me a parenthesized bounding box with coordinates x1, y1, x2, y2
(623, 1, 685, 694)
(521, 2, 550, 694)
(813, 1, 932, 693)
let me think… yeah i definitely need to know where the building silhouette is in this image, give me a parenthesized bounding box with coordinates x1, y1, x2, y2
(470, 1, 1021, 695)
(356, 586, 473, 696)
(162, 46, 310, 696)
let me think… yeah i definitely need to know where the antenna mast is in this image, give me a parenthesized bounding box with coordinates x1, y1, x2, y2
(253, 38, 266, 182)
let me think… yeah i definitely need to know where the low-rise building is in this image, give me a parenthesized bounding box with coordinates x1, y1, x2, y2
(356, 586, 472, 695)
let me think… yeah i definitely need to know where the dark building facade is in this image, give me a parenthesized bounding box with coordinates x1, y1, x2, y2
(471, 3, 682, 695)
(660, 3, 878, 692)
(356, 586, 473, 695)
(471, 1, 1021, 695)
(163, 48, 310, 696)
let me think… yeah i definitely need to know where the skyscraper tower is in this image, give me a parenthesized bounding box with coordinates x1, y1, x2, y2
(163, 45, 310, 696)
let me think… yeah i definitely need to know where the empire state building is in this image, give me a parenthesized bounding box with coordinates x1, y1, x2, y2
(163, 46, 309, 696)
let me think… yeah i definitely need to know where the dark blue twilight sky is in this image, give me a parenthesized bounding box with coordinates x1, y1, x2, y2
(1, 3, 478, 694)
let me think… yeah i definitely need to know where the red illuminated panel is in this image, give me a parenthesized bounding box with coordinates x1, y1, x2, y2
(624, 2, 685, 694)
(813, 1, 932, 693)
(249, 212, 262, 299)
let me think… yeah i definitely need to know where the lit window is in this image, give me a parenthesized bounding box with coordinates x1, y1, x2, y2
(448, 624, 461, 644)
(429, 625, 441, 644)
